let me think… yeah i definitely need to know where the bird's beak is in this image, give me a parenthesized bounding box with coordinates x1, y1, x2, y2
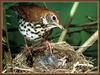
(56, 23, 64, 30)
(47, 23, 64, 30)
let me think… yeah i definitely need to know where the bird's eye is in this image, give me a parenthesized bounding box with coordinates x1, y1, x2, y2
(51, 15, 57, 21)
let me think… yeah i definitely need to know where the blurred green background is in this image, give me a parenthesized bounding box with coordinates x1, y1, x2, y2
(2, 2, 98, 67)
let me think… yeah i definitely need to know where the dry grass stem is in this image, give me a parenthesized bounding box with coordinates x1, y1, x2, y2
(76, 30, 98, 54)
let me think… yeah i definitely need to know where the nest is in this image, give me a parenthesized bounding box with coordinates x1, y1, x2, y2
(5, 41, 95, 73)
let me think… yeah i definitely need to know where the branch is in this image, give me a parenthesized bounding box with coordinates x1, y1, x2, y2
(13, 67, 34, 73)
(49, 23, 97, 40)
(58, 2, 80, 42)
(76, 30, 98, 54)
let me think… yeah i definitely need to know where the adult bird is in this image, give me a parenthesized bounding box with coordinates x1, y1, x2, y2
(10, 5, 64, 55)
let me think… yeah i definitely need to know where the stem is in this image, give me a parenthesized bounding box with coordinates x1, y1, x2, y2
(43, 2, 48, 9)
(76, 30, 98, 54)
(58, 2, 79, 42)
(58, 29, 67, 42)
(70, 2, 80, 17)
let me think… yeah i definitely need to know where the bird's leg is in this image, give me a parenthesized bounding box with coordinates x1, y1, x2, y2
(43, 40, 53, 54)
(24, 37, 32, 56)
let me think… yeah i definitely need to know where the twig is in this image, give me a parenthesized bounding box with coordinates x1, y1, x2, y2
(86, 16, 95, 22)
(76, 30, 98, 54)
(79, 21, 97, 26)
(2, 69, 7, 73)
(58, 2, 80, 42)
(70, 2, 80, 17)
(54, 69, 69, 73)
(71, 62, 79, 73)
(59, 56, 67, 66)
(49, 22, 97, 40)
(58, 29, 67, 42)
(13, 67, 34, 73)
(43, 2, 48, 9)
(77, 64, 93, 68)
(68, 26, 97, 33)
(84, 66, 97, 73)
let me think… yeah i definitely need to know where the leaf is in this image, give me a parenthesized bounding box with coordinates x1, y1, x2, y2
(79, 31, 91, 45)
(67, 32, 81, 46)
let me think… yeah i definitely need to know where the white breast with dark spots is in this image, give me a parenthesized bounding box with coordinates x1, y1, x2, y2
(18, 19, 46, 41)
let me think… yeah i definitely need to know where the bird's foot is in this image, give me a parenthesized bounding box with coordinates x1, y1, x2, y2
(43, 41, 53, 54)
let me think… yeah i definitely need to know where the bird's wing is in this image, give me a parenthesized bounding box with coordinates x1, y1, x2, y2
(10, 6, 51, 22)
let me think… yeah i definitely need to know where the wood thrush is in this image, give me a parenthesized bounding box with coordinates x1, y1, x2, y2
(10, 6, 64, 55)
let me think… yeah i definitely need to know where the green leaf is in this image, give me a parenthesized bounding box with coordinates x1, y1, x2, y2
(80, 31, 91, 45)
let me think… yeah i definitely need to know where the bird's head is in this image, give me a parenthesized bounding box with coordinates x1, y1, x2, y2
(41, 12, 64, 30)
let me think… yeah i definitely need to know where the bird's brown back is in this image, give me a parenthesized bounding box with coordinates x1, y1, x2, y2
(11, 6, 57, 23)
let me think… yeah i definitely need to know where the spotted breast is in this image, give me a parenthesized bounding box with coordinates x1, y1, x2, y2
(11, 6, 64, 42)
(19, 18, 49, 42)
